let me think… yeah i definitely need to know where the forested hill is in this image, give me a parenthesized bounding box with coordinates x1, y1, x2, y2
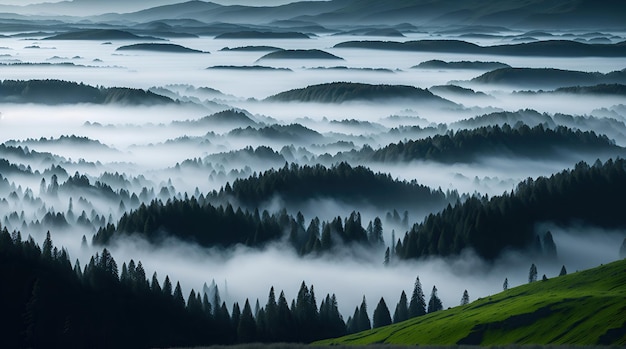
(359, 124, 622, 163)
(0, 80, 173, 105)
(0, 230, 348, 348)
(94, 198, 385, 256)
(220, 162, 453, 211)
(334, 40, 626, 57)
(395, 158, 626, 260)
(265, 82, 454, 105)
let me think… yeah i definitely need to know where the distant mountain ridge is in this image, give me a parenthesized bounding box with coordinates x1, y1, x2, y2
(2, 0, 625, 29)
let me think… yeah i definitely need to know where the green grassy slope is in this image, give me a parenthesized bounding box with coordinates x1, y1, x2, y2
(317, 259, 626, 346)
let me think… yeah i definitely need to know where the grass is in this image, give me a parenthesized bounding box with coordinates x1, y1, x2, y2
(315, 259, 626, 346)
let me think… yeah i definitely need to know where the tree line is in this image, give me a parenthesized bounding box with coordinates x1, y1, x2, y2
(0, 228, 451, 348)
(217, 162, 453, 211)
(394, 158, 626, 260)
(358, 124, 621, 163)
(93, 198, 387, 256)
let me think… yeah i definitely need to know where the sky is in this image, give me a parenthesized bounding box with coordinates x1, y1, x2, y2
(1, 0, 307, 6)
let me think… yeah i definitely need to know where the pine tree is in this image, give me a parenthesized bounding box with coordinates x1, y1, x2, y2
(347, 307, 360, 334)
(373, 297, 392, 328)
(503, 278, 508, 291)
(276, 291, 293, 341)
(42, 231, 53, 259)
(173, 282, 185, 308)
(372, 217, 384, 245)
(427, 286, 443, 313)
(559, 265, 567, 276)
(542, 231, 557, 258)
(408, 276, 426, 318)
(237, 299, 256, 343)
(620, 238, 626, 259)
(393, 290, 409, 323)
(264, 287, 278, 341)
(542, 274, 548, 281)
(529, 263, 538, 283)
(150, 272, 161, 294)
(162, 275, 173, 297)
(358, 296, 371, 331)
(384, 247, 390, 266)
(460, 290, 470, 306)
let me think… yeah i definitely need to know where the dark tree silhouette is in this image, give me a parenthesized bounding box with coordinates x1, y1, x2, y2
(529, 263, 538, 283)
(460, 290, 470, 306)
(408, 276, 426, 318)
(373, 297, 392, 328)
(427, 286, 443, 313)
(393, 291, 409, 323)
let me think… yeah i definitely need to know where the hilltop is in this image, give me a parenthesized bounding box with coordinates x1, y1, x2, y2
(266, 82, 454, 105)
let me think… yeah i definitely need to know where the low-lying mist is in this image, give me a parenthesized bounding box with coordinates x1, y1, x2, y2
(37, 224, 622, 318)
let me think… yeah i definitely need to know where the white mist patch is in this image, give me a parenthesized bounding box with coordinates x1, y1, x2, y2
(70, 233, 595, 318)
(536, 224, 626, 272)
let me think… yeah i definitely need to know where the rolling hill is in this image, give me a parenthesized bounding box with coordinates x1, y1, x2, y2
(471, 68, 626, 89)
(317, 258, 626, 346)
(116, 43, 206, 53)
(335, 40, 626, 57)
(0, 79, 173, 105)
(214, 31, 309, 39)
(266, 82, 455, 105)
(44, 29, 158, 41)
(257, 49, 343, 61)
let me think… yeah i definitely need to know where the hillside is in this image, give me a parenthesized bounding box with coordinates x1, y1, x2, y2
(266, 82, 453, 105)
(318, 258, 626, 346)
(471, 68, 626, 89)
(413, 60, 510, 70)
(222, 162, 451, 211)
(44, 29, 157, 41)
(116, 43, 206, 53)
(0, 79, 173, 105)
(366, 124, 622, 164)
(258, 49, 343, 61)
(335, 40, 626, 57)
(214, 31, 309, 39)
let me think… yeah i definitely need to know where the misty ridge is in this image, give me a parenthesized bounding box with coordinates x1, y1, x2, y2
(0, 0, 626, 347)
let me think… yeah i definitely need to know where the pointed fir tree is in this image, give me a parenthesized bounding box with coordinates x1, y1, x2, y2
(427, 286, 443, 313)
(529, 263, 538, 283)
(408, 276, 426, 318)
(42, 231, 53, 260)
(384, 247, 390, 266)
(503, 278, 508, 291)
(393, 290, 409, 323)
(237, 299, 256, 343)
(373, 297, 392, 328)
(264, 287, 278, 341)
(347, 306, 360, 334)
(150, 272, 161, 294)
(559, 265, 567, 276)
(543, 231, 557, 258)
(358, 296, 371, 331)
(460, 290, 470, 306)
(173, 282, 185, 308)
(620, 238, 626, 259)
(162, 275, 173, 297)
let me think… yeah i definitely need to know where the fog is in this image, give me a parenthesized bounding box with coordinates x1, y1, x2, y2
(2, 22, 626, 327)
(25, 223, 623, 318)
